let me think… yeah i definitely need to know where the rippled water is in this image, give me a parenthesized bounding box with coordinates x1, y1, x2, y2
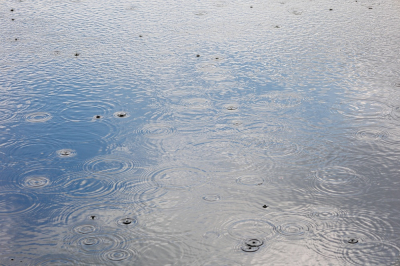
(1, 0, 400, 264)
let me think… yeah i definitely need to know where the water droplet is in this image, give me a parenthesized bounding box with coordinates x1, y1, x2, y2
(74, 224, 97, 234)
(226, 106, 238, 111)
(57, 149, 76, 157)
(26, 112, 52, 123)
(245, 238, 263, 247)
(114, 111, 128, 118)
(24, 176, 50, 188)
(348, 239, 358, 244)
(104, 249, 136, 261)
(202, 194, 221, 202)
(241, 245, 259, 252)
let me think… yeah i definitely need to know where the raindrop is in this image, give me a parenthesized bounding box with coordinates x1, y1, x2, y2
(104, 249, 136, 261)
(26, 112, 52, 123)
(82, 237, 99, 245)
(24, 176, 50, 188)
(226, 106, 237, 111)
(348, 238, 358, 244)
(245, 239, 263, 247)
(74, 224, 97, 234)
(202, 194, 221, 202)
(236, 175, 264, 186)
(241, 245, 259, 252)
(114, 111, 128, 118)
(57, 149, 76, 157)
(122, 219, 131, 225)
(119, 217, 136, 225)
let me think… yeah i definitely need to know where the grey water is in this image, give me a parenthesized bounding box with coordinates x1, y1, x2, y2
(1, 0, 400, 264)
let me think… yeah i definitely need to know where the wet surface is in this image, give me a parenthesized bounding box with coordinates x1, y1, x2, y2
(1, 0, 400, 264)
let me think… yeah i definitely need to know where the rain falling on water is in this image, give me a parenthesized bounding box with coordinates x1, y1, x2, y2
(1, 0, 400, 264)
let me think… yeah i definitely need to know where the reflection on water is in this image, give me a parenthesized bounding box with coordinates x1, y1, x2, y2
(1, 0, 400, 264)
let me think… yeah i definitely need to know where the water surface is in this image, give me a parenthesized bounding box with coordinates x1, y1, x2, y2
(1, 0, 400, 264)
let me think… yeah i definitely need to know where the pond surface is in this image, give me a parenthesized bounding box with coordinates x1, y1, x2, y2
(1, 0, 400, 264)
